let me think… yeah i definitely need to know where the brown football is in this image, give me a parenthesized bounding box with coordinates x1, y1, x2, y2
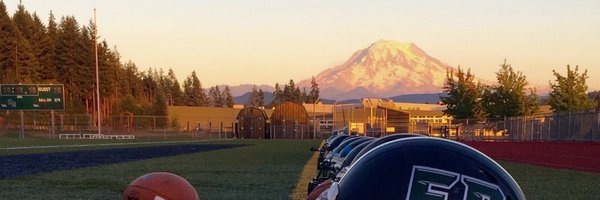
(122, 172, 199, 200)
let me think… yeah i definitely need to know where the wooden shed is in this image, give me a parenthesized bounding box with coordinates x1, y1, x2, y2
(270, 102, 311, 139)
(236, 107, 269, 139)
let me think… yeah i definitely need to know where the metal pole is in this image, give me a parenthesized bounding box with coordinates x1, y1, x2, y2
(20, 110, 24, 139)
(568, 112, 572, 140)
(314, 98, 320, 139)
(51, 110, 55, 138)
(94, 9, 101, 136)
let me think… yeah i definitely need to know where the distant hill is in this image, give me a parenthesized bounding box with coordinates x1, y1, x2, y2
(233, 92, 274, 105)
(219, 84, 275, 97)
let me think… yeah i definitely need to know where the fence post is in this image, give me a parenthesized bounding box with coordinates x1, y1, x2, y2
(209, 122, 212, 139)
(20, 110, 25, 139)
(51, 110, 55, 138)
(220, 122, 223, 139)
(163, 117, 167, 140)
(568, 112, 572, 140)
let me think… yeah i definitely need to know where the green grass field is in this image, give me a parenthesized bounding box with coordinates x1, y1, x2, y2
(0, 138, 599, 199)
(0, 139, 320, 199)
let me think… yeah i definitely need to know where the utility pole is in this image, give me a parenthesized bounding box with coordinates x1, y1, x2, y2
(94, 9, 101, 135)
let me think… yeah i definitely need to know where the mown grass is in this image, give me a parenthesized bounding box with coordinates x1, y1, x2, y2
(1, 137, 599, 199)
(498, 161, 600, 200)
(0, 139, 321, 199)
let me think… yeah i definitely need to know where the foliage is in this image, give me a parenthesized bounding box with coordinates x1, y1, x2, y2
(308, 77, 320, 103)
(182, 71, 208, 106)
(247, 85, 264, 107)
(271, 83, 283, 106)
(480, 61, 539, 118)
(222, 86, 234, 108)
(208, 85, 224, 107)
(271, 79, 306, 105)
(0, 2, 233, 120)
(441, 67, 484, 120)
(152, 85, 167, 116)
(549, 65, 595, 112)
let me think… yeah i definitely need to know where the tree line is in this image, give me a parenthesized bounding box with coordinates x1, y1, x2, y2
(0, 2, 236, 120)
(442, 60, 598, 120)
(246, 77, 320, 107)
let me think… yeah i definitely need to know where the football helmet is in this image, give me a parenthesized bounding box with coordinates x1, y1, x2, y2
(336, 137, 525, 200)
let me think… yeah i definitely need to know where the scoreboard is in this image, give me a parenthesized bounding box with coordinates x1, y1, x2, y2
(0, 84, 64, 110)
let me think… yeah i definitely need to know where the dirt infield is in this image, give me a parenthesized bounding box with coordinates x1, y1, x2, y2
(0, 144, 243, 179)
(461, 141, 600, 173)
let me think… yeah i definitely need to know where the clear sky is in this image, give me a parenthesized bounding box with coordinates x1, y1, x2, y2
(5, 0, 600, 90)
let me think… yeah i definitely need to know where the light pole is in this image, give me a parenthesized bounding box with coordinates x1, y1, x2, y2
(94, 9, 101, 136)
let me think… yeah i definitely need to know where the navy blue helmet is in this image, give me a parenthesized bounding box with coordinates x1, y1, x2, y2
(351, 133, 423, 164)
(336, 137, 525, 200)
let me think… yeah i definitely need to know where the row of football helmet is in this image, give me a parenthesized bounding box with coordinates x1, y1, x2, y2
(307, 132, 526, 200)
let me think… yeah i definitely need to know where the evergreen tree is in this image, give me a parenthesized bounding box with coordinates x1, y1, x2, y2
(549, 65, 595, 112)
(121, 61, 145, 100)
(166, 68, 182, 105)
(153, 85, 167, 116)
(0, 2, 39, 83)
(208, 86, 218, 107)
(257, 89, 264, 107)
(282, 80, 292, 102)
(31, 13, 58, 82)
(294, 86, 302, 103)
(182, 76, 193, 106)
(441, 67, 484, 120)
(55, 16, 88, 111)
(308, 77, 320, 103)
(272, 82, 282, 105)
(11, 4, 37, 81)
(248, 85, 259, 106)
(12, 4, 34, 40)
(222, 86, 234, 108)
(183, 71, 206, 106)
(213, 85, 223, 107)
(481, 60, 539, 118)
(302, 87, 308, 103)
(0, 1, 19, 83)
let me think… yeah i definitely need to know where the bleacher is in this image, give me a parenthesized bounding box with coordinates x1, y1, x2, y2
(59, 134, 135, 139)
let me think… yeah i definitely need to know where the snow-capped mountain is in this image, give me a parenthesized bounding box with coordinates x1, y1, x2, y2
(299, 40, 456, 100)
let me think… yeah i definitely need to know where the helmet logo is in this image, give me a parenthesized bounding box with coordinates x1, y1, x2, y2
(406, 166, 506, 200)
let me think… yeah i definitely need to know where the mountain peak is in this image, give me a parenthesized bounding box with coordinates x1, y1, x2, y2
(364, 40, 426, 60)
(369, 40, 415, 51)
(299, 40, 455, 100)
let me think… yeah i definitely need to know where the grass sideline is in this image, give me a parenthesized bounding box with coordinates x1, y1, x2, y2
(0, 139, 321, 199)
(2, 138, 600, 199)
(498, 161, 600, 199)
(290, 143, 321, 200)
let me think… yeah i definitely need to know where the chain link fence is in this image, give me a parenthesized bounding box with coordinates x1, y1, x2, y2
(270, 124, 313, 139)
(429, 111, 600, 141)
(0, 111, 209, 139)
